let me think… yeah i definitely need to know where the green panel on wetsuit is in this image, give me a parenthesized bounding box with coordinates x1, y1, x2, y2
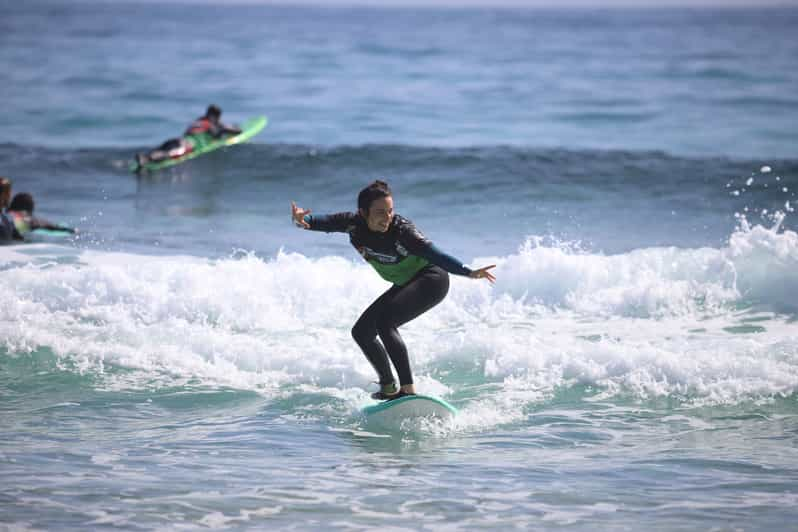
(130, 115, 268, 173)
(185, 132, 214, 151)
(368, 255, 429, 286)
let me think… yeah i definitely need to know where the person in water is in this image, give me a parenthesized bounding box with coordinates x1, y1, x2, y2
(0, 177, 17, 242)
(135, 105, 242, 168)
(1, 192, 76, 243)
(0, 177, 11, 210)
(291, 180, 496, 400)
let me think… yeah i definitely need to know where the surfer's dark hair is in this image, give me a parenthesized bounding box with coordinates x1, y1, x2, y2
(206, 104, 221, 118)
(358, 180, 392, 213)
(9, 192, 34, 213)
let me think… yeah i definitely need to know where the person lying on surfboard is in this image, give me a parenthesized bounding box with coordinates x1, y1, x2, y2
(1, 192, 76, 243)
(291, 180, 496, 400)
(135, 105, 242, 168)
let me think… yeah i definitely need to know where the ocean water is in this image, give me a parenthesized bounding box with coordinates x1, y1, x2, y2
(2, 2, 798, 530)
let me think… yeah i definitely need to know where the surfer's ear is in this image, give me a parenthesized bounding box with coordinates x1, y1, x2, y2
(358, 207, 368, 218)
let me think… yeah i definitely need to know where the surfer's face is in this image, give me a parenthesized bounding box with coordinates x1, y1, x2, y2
(363, 196, 394, 233)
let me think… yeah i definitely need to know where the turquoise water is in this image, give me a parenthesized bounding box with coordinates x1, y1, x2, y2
(2, 2, 798, 530)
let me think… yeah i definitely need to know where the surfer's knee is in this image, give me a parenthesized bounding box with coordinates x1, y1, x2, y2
(351, 321, 374, 345)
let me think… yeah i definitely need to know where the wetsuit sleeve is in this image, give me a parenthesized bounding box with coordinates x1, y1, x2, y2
(303, 212, 358, 233)
(30, 217, 75, 233)
(416, 242, 473, 277)
(208, 122, 242, 138)
(0, 214, 18, 242)
(221, 122, 242, 135)
(207, 122, 223, 138)
(399, 224, 473, 277)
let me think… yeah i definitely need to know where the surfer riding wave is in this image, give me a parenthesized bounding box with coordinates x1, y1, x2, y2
(291, 180, 495, 400)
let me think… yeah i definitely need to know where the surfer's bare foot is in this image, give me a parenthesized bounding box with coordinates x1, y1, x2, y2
(400, 384, 415, 395)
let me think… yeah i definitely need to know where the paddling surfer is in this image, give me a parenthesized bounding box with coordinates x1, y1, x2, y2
(135, 105, 242, 169)
(2, 192, 76, 243)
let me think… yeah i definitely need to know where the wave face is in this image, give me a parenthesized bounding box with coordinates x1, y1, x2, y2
(2, 142, 797, 261)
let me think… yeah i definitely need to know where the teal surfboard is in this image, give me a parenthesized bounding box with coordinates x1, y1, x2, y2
(130, 115, 267, 173)
(30, 228, 73, 237)
(362, 394, 457, 427)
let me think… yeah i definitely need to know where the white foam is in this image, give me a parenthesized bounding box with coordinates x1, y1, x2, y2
(2, 219, 797, 421)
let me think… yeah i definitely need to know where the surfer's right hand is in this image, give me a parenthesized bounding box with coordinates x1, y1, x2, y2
(291, 201, 311, 229)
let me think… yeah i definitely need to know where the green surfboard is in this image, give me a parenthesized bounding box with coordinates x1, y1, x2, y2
(130, 115, 267, 173)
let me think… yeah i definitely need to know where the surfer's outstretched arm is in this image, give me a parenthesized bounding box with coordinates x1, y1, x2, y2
(291, 201, 496, 282)
(220, 122, 242, 136)
(31, 217, 76, 234)
(291, 202, 355, 233)
(402, 234, 497, 284)
(418, 243, 496, 283)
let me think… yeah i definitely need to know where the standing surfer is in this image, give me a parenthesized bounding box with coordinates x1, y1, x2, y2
(291, 180, 495, 400)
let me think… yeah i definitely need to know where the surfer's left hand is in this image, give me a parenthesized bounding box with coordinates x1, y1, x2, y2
(470, 265, 496, 284)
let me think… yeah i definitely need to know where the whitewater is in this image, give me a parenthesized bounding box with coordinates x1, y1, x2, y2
(4, 213, 797, 408)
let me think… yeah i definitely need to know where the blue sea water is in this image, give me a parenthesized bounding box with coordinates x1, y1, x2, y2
(2, 2, 798, 530)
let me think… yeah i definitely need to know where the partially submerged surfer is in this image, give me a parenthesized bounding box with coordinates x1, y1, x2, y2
(1, 177, 11, 210)
(0, 191, 76, 244)
(291, 180, 496, 400)
(134, 105, 242, 169)
(0, 177, 16, 242)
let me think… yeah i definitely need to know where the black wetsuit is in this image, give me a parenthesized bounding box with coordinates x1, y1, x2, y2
(144, 118, 242, 162)
(0, 212, 22, 244)
(305, 212, 472, 386)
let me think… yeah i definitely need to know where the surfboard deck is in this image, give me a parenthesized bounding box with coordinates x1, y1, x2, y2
(130, 115, 267, 173)
(362, 394, 457, 427)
